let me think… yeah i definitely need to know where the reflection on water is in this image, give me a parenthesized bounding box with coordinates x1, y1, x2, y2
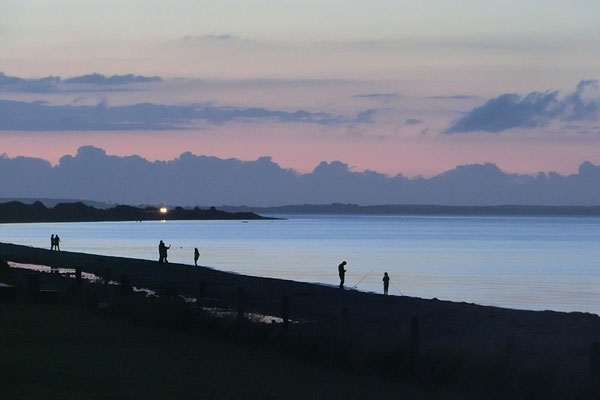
(8, 262, 103, 283)
(8, 262, 292, 324)
(2, 215, 599, 314)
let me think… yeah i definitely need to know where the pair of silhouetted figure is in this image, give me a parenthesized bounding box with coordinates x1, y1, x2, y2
(158, 240, 171, 263)
(338, 261, 391, 295)
(50, 234, 61, 251)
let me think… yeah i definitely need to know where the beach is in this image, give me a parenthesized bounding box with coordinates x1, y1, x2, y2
(1, 241, 599, 398)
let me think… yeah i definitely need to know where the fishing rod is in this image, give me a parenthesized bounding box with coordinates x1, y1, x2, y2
(352, 264, 379, 289)
(391, 281, 404, 296)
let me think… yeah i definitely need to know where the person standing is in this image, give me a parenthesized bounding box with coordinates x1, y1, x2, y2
(338, 261, 347, 289)
(50, 234, 55, 250)
(194, 248, 200, 266)
(382, 272, 390, 295)
(54, 235, 61, 251)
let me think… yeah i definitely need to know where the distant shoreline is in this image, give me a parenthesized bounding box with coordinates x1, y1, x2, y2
(0, 201, 272, 223)
(3, 199, 600, 220)
(220, 203, 600, 216)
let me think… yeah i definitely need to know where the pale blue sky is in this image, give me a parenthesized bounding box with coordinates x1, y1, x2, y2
(4, 1, 599, 44)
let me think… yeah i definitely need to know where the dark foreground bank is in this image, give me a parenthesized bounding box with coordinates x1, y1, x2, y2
(1, 242, 600, 399)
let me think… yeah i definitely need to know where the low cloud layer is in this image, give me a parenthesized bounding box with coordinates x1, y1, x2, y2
(0, 72, 162, 93)
(446, 80, 600, 133)
(63, 73, 161, 85)
(0, 99, 346, 130)
(1, 146, 599, 206)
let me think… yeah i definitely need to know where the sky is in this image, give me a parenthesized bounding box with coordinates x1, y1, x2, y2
(2, 1, 600, 177)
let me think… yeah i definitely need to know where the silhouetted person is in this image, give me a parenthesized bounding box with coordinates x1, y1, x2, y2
(50, 234, 55, 250)
(382, 272, 390, 295)
(158, 240, 170, 263)
(164, 243, 171, 263)
(194, 247, 200, 266)
(54, 234, 61, 251)
(338, 261, 347, 289)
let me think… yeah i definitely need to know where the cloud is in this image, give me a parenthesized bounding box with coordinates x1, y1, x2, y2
(0, 72, 61, 93)
(404, 118, 422, 125)
(352, 109, 378, 124)
(182, 34, 257, 47)
(428, 95, 478, 100)
(2, 146, 600, 206)
(445, 80, 600, 134)
(0, 99, 350, 130)
(0, 72, 162, 93)
(63, 73, 162, 85)
(355, 93, 399, 104)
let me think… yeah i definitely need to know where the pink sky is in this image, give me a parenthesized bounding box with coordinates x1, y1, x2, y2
(2, 124, 598, 178)
(2, 2, 600, 177)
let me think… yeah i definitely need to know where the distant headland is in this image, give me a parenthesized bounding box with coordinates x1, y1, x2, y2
(0, 201, 270, 223)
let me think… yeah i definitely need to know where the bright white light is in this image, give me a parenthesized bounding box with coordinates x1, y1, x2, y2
(159, 207, 168, 214)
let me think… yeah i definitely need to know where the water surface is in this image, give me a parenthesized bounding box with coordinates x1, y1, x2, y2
(1, 215, 598, 314)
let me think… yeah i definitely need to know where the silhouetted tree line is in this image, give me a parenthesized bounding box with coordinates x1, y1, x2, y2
(0, 201, 269, 223)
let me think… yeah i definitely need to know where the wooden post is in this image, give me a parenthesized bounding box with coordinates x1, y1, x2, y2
(591, 342, 600, 379)
(409, 315, 419, 370)
(120, 274, 132, 297)
(195, 282, 205, 311)
(28, 273, 40, 293)
(75, 268, 82, 288)
(236, 287, 245, 320)
(341, 307, 349, 328)
(0, 259, 9, 280)
(102, 268, 110, 298)
(103, 268, 111, 286)
(282, 296, 289, 328)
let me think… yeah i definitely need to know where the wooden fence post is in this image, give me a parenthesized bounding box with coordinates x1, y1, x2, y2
(196, 282, 205, 311)
(282, 296, 289, 328)
(409, 315, 419, 370)
(591, 342, 600, 379)
(28, 273, 40, 293)
(237, 287, 245, 320)
(120, 274, 132, 297)
(75, 268, 82, 288)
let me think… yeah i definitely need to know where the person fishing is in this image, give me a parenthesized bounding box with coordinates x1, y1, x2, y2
(338, 261, 347, 289)
(158, 240, 171, 263)
(382, 272, 390, 295)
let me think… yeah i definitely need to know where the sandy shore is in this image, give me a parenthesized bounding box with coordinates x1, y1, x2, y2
(1, 241, 599, 384)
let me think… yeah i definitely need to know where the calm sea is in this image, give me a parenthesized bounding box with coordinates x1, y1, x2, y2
(1, 215, 598, 314)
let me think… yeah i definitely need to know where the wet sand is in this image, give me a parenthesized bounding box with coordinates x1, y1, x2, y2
(1, 241, 599, 384)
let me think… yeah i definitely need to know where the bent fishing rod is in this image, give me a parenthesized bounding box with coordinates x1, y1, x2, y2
(391, 281, 403, 296)
(352, 264, 380, 289)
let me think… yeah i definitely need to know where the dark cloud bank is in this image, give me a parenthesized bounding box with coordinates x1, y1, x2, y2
(446, 80, 600, 133)
(0, 72, 161, 93)
(1, 146, 600, 206)
(0, 99, 344, 130)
